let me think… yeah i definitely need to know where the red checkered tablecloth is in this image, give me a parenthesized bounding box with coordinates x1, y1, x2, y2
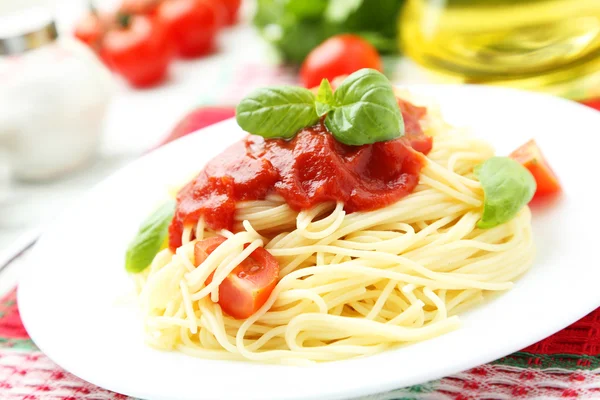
(1, 284, 600, 400)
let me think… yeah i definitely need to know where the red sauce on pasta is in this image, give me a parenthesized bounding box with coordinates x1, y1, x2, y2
(169, 99, 432, 250)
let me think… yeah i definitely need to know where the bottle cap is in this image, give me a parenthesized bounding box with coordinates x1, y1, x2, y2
(0, 7, 58, 56)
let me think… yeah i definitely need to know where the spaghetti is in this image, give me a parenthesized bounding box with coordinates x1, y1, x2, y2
(133, 95, 535, 364)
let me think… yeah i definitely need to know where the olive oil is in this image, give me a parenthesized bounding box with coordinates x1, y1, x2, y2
(400, 0, 600, 97)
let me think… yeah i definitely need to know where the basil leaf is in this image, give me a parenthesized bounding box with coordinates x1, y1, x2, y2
(236, 87, 319, 139)
(325, 68, 404, 146)
(475, 157, 536, 229)
(315, 78, 335, 117)
(125, 199, 176, 273)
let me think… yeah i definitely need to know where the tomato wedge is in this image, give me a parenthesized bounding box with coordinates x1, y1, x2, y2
(194, 236, 279, 319)
(509, 139, 561, 197)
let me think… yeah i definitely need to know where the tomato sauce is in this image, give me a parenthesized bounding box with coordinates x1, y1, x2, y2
(169, 100, 432, 250)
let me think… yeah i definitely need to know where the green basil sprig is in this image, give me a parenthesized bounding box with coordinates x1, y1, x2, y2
(235, 68, 405, 146)
(475, 157, 536, 229)
(125, 199, 176, 273)
(315, 78, 335, 116)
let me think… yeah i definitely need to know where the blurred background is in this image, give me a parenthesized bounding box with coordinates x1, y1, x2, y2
(1, 0, 600, 262)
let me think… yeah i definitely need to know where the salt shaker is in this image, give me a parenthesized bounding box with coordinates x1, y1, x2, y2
(0, 7, 114, 181)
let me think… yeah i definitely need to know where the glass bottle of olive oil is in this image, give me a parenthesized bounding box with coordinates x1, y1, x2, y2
(400, 0, 600, 98)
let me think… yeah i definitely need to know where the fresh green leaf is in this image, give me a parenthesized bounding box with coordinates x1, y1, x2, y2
(315, 79, 336, 116)
(253, 0, 284, 28)
(325, 68, 404, 146)
(343, 0, 404, 38)
(253, 0, 403, 63)
(316, 78, 335, 105)
(125, 199, 176, 273)
(325, 0, 363, 22)
(358, 31, 399, 53)
(276, 19, 330, 64)
(316, 102, 333, 118)
(236, 87, 319, 139)
(285, 0, 328, 18)
(475, 157, 536, 229)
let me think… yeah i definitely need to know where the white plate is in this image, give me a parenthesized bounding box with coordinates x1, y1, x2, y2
(19, 85, 600, 400)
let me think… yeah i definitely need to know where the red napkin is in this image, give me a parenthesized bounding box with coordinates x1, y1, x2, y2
(156, 107, 236, 148)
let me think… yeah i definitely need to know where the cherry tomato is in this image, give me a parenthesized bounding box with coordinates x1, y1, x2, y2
(157, 0, 222, 58)
(194, 236, 280, 319)
(74, 13, 104, 50)
(510, 139, 561, 197)
(120, 0, 162, 15)
(300, 34, 383, 88)
(220, 0, 241, 25)
(101, 15, 173, 88)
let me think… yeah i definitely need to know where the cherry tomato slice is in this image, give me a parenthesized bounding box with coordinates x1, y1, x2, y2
(194, 236, 279, 319)
(194, 236, 226, 263)
(300, 34, 383, 88)
(510, 139, 561, 197)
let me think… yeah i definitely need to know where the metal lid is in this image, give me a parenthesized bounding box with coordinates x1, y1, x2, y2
(0, 7, 58, 56)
